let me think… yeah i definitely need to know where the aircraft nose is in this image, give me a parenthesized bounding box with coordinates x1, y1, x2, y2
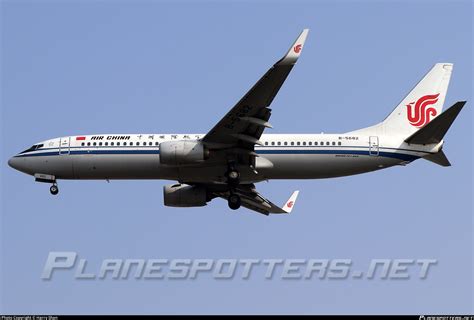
(8, 156, 18, 169)
(8, 156, 27, 172)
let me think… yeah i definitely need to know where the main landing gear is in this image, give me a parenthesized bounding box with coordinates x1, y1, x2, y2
(50, 183, 59, 195)
(228, 193, 241, 210)
(225, 168, 240, 185)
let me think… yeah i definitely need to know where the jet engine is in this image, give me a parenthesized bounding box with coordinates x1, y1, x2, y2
(163, 184, 207, 207)
(159, 140, 209, 165)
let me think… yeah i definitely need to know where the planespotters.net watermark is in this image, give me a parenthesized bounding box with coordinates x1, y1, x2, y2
(41, 252, 438, 281)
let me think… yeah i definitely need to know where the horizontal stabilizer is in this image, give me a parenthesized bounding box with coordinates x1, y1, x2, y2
(405, 101, 466, 144)
(423, 151, 451, 167)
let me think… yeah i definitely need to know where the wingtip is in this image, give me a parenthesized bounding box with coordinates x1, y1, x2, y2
(278, 29, 309, 65)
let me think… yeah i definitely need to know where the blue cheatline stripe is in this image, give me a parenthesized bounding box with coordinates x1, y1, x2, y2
(14, 148, 420, 162)
(15, 149, 161, 157)
(26, 144, 430, 153)
(257, 149, 418, 161)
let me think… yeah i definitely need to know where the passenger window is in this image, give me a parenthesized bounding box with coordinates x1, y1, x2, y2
(332, 142, 336, 146)
(297, 142, 300, 146)
(143, 142, 147, 146)
(123, 142, 127, 146)
(271, 142, 275, 146)
(284, 142, 287, 146)
(81, 142, 85, 146)
(99, 142, 102, 146)
(315, 142, 318, 146)
(93, 142, 97, 146)
(308, 142, 312, 146)
(291, 142, 294, 146)
(149, 142, 152, 146)
(338, 142, 342, 146)
(155, 142, 159, 146)
(265, 142, 268, 146)
(105, 142, 108, 146)
(87, 142, 91, 146)
(302, 142, 306, 146)
(326, 142, 330, 146)
(117, 142, 120, 146)
(277, 141, 281, 146)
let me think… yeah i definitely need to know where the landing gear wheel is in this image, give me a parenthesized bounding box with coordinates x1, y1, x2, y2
(226, 169, 240, 185)
(50, 184, 59, 195)
(228, 194, 241, 210)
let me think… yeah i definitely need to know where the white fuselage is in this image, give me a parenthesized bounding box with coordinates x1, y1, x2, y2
(8, 133, 439, 184)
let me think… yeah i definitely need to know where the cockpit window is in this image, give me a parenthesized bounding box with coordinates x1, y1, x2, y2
(20, 146, 36, 154)
(19, 144, 44, 154)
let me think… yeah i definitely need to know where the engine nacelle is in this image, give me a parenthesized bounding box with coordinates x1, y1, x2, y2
(163, 184, 207, 207)
(159, 140, 208, 165)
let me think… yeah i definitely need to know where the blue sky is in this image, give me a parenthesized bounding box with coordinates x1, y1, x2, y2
(1, 0, 472, 314)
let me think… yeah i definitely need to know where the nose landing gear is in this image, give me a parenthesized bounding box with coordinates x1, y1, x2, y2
(34, 174, 59, 195)
(50, 183, 59, 195)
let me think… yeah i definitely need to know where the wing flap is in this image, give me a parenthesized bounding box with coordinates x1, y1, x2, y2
(215, 185, 300, 215)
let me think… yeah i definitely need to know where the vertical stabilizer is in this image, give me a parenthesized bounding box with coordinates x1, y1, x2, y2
(382, 63, 453, 136)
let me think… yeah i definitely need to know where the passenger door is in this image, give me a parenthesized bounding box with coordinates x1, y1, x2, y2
(59, 137, 70, 155)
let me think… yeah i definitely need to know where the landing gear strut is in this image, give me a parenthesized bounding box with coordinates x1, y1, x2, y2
(50, 183, 59, 195)
(225, 162, 240, 185)
(226, 169, 240, 184)
(228, 193, 241, 210)
(226, 161, 241, 210)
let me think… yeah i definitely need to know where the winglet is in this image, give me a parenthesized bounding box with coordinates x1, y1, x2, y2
(282, 190, 300, 213)
(278, 29, 309, 65)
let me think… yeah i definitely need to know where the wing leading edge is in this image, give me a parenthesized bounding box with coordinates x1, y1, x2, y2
(202, 29, 309, 148)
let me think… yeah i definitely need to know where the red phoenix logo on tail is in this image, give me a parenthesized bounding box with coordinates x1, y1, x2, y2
(293, 44, 302, 53)
(406, 93, 440, 127)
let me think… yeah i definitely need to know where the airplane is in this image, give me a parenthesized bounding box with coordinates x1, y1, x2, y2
(8, 29, 466, 216)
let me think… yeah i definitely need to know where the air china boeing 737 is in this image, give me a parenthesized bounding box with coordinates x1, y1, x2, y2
(8, 29, 466, 215)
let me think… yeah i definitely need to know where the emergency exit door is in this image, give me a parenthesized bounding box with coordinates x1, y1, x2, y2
(369, 136, 379, 156)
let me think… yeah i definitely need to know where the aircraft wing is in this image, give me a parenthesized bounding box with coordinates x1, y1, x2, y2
(202, 29, 309, 149)
(212, 184, 300, 215)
